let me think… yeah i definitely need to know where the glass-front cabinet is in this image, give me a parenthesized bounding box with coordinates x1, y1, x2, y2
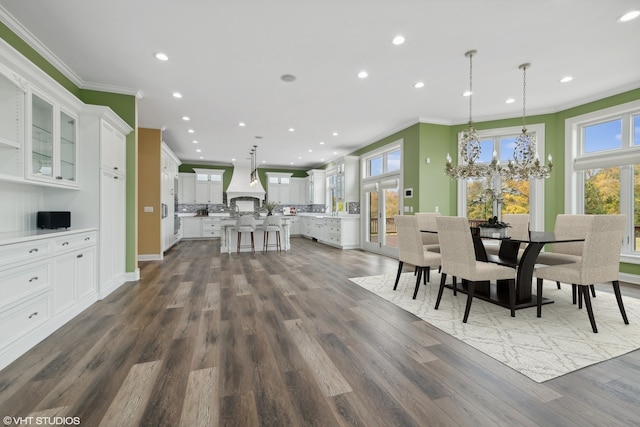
(0, 62, 26, 180)
(28, 89, 78, 187)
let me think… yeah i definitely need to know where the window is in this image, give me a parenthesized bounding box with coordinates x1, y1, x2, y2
(457, 124, 544, 230)
(368, 149, 401, 176)
(566, 99, 640, 258)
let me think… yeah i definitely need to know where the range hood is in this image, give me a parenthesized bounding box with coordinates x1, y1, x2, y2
(226, 161, 266, 205)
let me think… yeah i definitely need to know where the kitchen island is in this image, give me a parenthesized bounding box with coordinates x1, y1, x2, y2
(220, 216, 292, 253)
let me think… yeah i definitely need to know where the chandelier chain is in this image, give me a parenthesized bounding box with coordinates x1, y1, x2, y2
(522, 64, 527, 131)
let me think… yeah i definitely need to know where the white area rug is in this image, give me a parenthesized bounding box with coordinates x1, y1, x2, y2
(348, 272, 640, 382)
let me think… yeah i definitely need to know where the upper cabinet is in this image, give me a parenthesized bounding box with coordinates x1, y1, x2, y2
(193, 169, 225, 204)
(306, 169, 326, 205)
(100, 120, 126, 176)
(27, 88, 79, 188)
(266, 172, 292, 204)
(0, 62, 26, 181)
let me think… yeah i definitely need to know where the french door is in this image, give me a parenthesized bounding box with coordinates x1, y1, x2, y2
(362, 179, 400, 256)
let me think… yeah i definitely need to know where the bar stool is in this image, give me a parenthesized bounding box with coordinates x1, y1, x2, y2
(263, 216, 282, 252)
(236, 216, 256, 254)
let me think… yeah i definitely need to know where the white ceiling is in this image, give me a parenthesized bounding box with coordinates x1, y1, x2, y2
(1, 0, 639, 169)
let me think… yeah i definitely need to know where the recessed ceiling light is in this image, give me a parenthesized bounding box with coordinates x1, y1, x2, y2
(308, 149, 312, 153)
(238, 122, 246, 127)
(392, 35, 405, 45)
(290, 162, 294, 165)
(333, 151, 338, 155)
(298, 156, 302, 160)
(281, 74, 297, 83)
(262, 160, 266, 164)
(560, 76, 573, 83)
(188, 129, 195, 133)
(357, 70, 369, 79)
(414, 81, 425, 89)
(154, 52, 169, 61)
(172, 92, 182, 98)
(332, 132, 339, 136)
(319, 141, 325, 145)
(320, 158, 325, 161)
(505, 98, 515, 104)
(182, 116, 190, 121)
(289, 128, 295, 132)
(199, 156, 203, 159)
(192, 140, 198, 144)
(232, 158, 236, 162)
(617, 10, 640, 22)
(462, 90, 473, 97)
(196, 149, 201, 153)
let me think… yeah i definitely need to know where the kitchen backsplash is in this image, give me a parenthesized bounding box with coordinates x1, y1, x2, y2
(0, 181, 44, 233)
(178, 201, 346, 216)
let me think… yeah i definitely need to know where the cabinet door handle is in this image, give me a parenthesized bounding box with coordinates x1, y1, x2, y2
(56, 176, 63, 180)
(62, 241, 69, 246)
(84, 237, 90, 241)
(114, 176, 119, 180)
(29, 248, 38, 253)
(29, 276, 38, 282)
(77, 254, 83, 258)
(114, 166, 118, 170)
(28, 312, 38, 319)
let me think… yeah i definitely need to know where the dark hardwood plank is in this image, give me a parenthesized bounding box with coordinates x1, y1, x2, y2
(0, 237, 639, 426)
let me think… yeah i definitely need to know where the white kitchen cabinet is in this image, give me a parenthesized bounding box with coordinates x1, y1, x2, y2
(183, 217, 202, 238)
(298, 215, 360, 249)
(179, 172, 196, 203)
(306, 169, 326, 205)
(161, 143, 180, 252)
(288, 216, 301, 235)
(0, 229, 97, 370)
(266, 172, 292, 204)
(0, 62, 26, 181)
(289, 177, 307, 205)
(193, 169, 224, 204)
(100, 120, 126, 176)
(100, 168, 126, 294)
(26, 89, 80, 188)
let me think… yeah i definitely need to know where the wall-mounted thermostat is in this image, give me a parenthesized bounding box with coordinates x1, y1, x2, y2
(404, 188, 413, 198)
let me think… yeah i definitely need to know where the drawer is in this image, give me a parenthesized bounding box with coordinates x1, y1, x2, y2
(202, 223, 220, 232)
(53, 231, 97, 253)
(0, 263, 50, 306)
(0, 292, 51, 349)
(202, 229, 221, 238)
(0, 240, 52, 269)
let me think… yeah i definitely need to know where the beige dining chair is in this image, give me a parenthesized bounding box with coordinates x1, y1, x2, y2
(415, 212, 440, 252)
(534, 214, 628, 333)
(536, 214, 594, 301)
(484, 213, 529, 258)
(434, 216, 517, 323)
(393, 215, 441, 299)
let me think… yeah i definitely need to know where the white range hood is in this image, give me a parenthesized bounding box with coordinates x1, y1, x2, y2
(226, 161, 266, 205)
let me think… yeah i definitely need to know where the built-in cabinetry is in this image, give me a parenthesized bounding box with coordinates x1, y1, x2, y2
(0, 61, 26, 181)
(182, 216, 227, 239)
(0, 229, 97, 370)
(297, 215, 360, 249)
(327, 156, 359, 212)
(162, 144, 180, 252)
(306, 169, 326, 205)
(289, 177, 307, 205)
(179, 172, 196, 204)
(266, 172, 292, 204)
(193, 169, 224, 204)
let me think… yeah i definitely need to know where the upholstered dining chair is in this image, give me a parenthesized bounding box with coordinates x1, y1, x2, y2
(536, 214, 594, 300)
(393, 215, 441, 299)
(415, 212, 440, 252)
(484, 213, 529, 258)
(534, 214, 628, 333)
(434, 216, 517, 323)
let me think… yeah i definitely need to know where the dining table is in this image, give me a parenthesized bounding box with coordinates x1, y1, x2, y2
(422, 227, 585, 310)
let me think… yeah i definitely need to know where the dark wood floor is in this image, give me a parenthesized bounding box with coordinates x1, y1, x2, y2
(1, 237, 640, 426)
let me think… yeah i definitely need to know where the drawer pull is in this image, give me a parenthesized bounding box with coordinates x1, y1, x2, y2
(28, 248, 39, 253)
(28, 276, 39, 282)
(77, 254, 83, 259)
(62, 242, 69, 246)
(84, 237, 91, 241)
(28, 312, 38, 319)
(56, 176, 63, 180)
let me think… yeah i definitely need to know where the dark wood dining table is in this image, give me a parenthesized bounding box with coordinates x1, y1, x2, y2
(422, 228, 585, 310)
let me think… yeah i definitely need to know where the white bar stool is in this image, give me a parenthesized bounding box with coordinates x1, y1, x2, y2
(236, 216, 256, 254)
(262, 216, 282, 252)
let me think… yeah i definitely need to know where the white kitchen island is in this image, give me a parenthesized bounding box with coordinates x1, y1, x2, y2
(220, 216, 292, 253)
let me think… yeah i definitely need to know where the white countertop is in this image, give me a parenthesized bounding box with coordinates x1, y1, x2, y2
(0, 227, 98, 246)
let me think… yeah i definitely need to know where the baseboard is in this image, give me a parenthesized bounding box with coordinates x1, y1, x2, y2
(620, 272, 640, 285)
(138, 254, 162, 261)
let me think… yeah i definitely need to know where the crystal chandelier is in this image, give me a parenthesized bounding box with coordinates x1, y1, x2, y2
(503, 63, 553, 180)
(445, 50, 486, 179)
(249, 145, 259, 186)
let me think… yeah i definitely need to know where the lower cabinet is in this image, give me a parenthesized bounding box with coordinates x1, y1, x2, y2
(0, 229, 97, 370)
(182, 217, 225, 239)
(298, 216, 360, 249)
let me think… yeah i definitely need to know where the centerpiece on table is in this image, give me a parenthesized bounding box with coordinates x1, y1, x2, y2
(262, 200, 278, 216)
(478, 215, 510, 238)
